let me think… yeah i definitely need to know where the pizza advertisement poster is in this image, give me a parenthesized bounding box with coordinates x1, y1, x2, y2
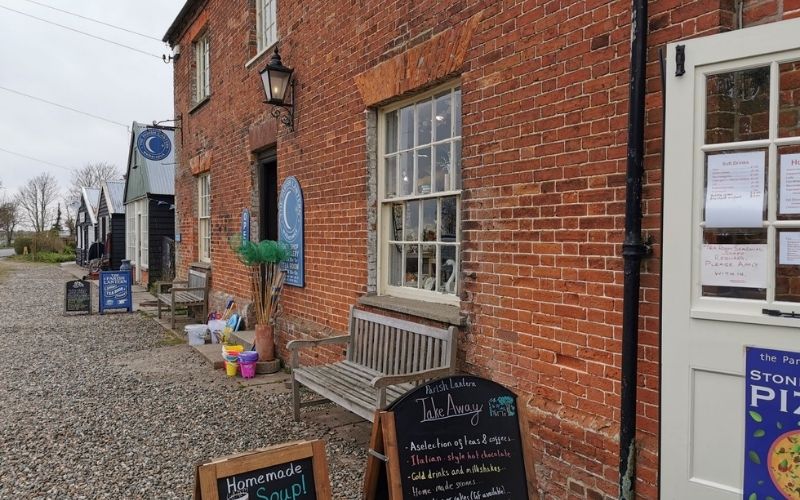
(744, 346, 800, 499)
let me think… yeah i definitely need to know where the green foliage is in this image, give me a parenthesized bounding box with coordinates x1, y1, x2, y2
(233, 238, 291, 267)
(14, 237, 32, 255)
(12, 251, 75, 263)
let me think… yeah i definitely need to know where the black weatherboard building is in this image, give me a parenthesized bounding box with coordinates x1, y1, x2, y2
(97, 180, 126, 270)
(123, 122, 176, 285)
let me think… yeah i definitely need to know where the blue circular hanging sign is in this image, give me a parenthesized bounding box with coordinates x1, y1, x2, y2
(137, 128, 171, 161)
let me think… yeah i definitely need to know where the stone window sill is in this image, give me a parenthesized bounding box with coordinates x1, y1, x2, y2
(357, 294, 465, 326)
(191, 261, 212, 270)
(189, 95, 211, 114)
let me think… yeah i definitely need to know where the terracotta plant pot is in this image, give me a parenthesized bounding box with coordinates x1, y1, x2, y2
(254, 323, 275, 362)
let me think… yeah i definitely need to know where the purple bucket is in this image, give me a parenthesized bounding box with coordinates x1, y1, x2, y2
(240, 362, 256, 378)
(238, 351, 259, 363)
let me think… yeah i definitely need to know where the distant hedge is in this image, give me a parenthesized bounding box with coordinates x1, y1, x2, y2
(14, 233, 66, 255)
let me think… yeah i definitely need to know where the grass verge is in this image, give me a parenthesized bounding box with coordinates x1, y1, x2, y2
(10, 252, 76, 264)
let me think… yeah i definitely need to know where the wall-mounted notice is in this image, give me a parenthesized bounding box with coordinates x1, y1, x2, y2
(779, 231, 800, 266)
(780, 153, 800, 214)
(365, 376, 536, 500)
(278, 176, 304, 287)
(701, 244, 767, 288)
(705, 151, 765, 228)
(743, 347, 800, 500)
(195, 440, 331, 500)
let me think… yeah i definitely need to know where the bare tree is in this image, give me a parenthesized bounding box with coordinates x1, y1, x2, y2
(16, 173, 60, 232)
(0, 197, 18, 246)
(68, 162, 121, 202)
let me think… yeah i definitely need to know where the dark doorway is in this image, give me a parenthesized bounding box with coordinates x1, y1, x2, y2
(259, 151, 278, 241)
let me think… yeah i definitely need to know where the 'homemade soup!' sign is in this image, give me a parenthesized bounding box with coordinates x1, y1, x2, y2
(195, 440, 331, 500)
(367, 376, 535, 500)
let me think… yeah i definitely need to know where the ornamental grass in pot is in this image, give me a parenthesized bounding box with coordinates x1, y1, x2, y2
(233, 238, 291, 362)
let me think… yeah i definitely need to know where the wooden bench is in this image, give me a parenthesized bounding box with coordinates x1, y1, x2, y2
(156, 268, 210, 329)
(288, 307, 458, 422)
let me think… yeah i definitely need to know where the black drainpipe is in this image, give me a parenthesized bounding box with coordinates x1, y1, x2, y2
(619, 0, 650, 498)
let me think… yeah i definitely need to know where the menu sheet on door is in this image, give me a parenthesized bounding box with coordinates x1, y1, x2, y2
(780, 153, 800, 214)
(705, 151, 765, 228)
(701, 244, 767, 288)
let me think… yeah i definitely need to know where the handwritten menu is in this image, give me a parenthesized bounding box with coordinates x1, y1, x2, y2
(64, 279, 90, 314)
(390, 376, 529, 500)
(779, 232, 800, 266)
(780, 154, 800, 214)
(215, 457, 317, 500)
(701, 243, 767, 288)
(705, 151, 765, 228)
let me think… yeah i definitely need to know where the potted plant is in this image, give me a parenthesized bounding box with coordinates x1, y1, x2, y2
(233, 237, 291, 362)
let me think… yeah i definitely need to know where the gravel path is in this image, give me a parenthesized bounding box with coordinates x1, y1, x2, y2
(0, 261, 368, 499)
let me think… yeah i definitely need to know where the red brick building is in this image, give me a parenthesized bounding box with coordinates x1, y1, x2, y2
(165, 1, 800, 498)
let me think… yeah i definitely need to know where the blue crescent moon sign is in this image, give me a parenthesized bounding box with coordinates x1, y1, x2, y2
(137, 128, 171, 161)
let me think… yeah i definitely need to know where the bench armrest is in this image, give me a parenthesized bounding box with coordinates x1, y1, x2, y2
(154, 280, 178, 293)
(288, 335, 350, 369)
(370, 367, 454, 388)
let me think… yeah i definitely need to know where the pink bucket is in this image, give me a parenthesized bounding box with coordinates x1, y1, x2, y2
(240, 362, 256, 379)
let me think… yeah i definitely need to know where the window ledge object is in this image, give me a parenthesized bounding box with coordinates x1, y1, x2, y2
(191, 261, 212, 270)
(245, 41, 278, 69)
(357, 294, 465, 326)
(189, 95, 211, 114)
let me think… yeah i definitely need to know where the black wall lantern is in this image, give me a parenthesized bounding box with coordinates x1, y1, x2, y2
(259, 46, 295, 131)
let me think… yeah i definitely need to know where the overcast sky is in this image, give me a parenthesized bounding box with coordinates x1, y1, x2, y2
(0, 0, 184, 201)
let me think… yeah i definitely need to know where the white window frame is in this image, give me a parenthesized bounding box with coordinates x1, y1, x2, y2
(140, 200, 149, 269)
(377, 82, 462, 305)
(256, 0, 277, 54)
(126, 205, 135, 261)
(198, 174, 211, 263)
(194, 33, 210, 103)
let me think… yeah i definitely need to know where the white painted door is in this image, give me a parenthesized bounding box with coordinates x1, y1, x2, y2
(662, 18, 800, 499)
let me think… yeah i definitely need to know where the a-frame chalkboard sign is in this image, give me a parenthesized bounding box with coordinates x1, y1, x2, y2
(64, 279, 91, 315)
(195, 440, 332, 500)
(363, 376, 538, 500)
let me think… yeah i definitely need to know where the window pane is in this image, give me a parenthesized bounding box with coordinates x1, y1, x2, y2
(705, 67, 770, 144)
(420, 244, 437, 290)
(416, 100, 432, 146)
(385, 110, 398, 154)
(703, 151, 766, 227)
(779, 60, 800, 138)
(440, 196, 457, 242)
(453, 139, 462, 189)
(434, 143, 451, 192)
(776, 229, 800, 302)
(399, 106, 414, 150)
(439, 245, 457, 294)
(388, 243, 402, 286)
(434, 91, 452, 141)
(701, 229, 767, 300)
(404, 200, 419, 241)
(391, 203, 403, 241)
(399, 152, 413, 196)
(422, 199, 437, 241)
(403, 244, 419, 288)
(454, 88, 462, 135)
(385, 155, 397, 198)
(416, 147, 431, 195)
(778, 145, 800, 220)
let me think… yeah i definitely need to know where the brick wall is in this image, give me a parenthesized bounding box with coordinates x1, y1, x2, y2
(168, 0, 800, 497)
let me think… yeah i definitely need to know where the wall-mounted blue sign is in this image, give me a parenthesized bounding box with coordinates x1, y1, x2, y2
(98, 270, 132, 314)
(136, 127, 172, 161)
(241, 208, 251, 243)
(278, 176, 304, 287)
(744, 346, 800, 499)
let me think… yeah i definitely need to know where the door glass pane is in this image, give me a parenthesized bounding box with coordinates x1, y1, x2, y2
(416, 147, 431, 195)
(776, 229, 800, 302)
(703, 150, 767, 227)
(701, 229, 767, 300)
(777, 145, 800, 220)
(403, 244, 419, 288)
(705, 66, 770, 144)
(779, 60, 800, 138)
(439, 245, 457, 294)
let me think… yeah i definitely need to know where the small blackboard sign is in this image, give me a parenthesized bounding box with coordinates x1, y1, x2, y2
(365, 376, 536, 500)
(98, 270, 132, 314)
(195, 440, 331, 500)
(64, 279, 90, 314)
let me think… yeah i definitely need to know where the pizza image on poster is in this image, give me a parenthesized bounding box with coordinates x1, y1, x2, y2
(744, 346, 800, 499)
